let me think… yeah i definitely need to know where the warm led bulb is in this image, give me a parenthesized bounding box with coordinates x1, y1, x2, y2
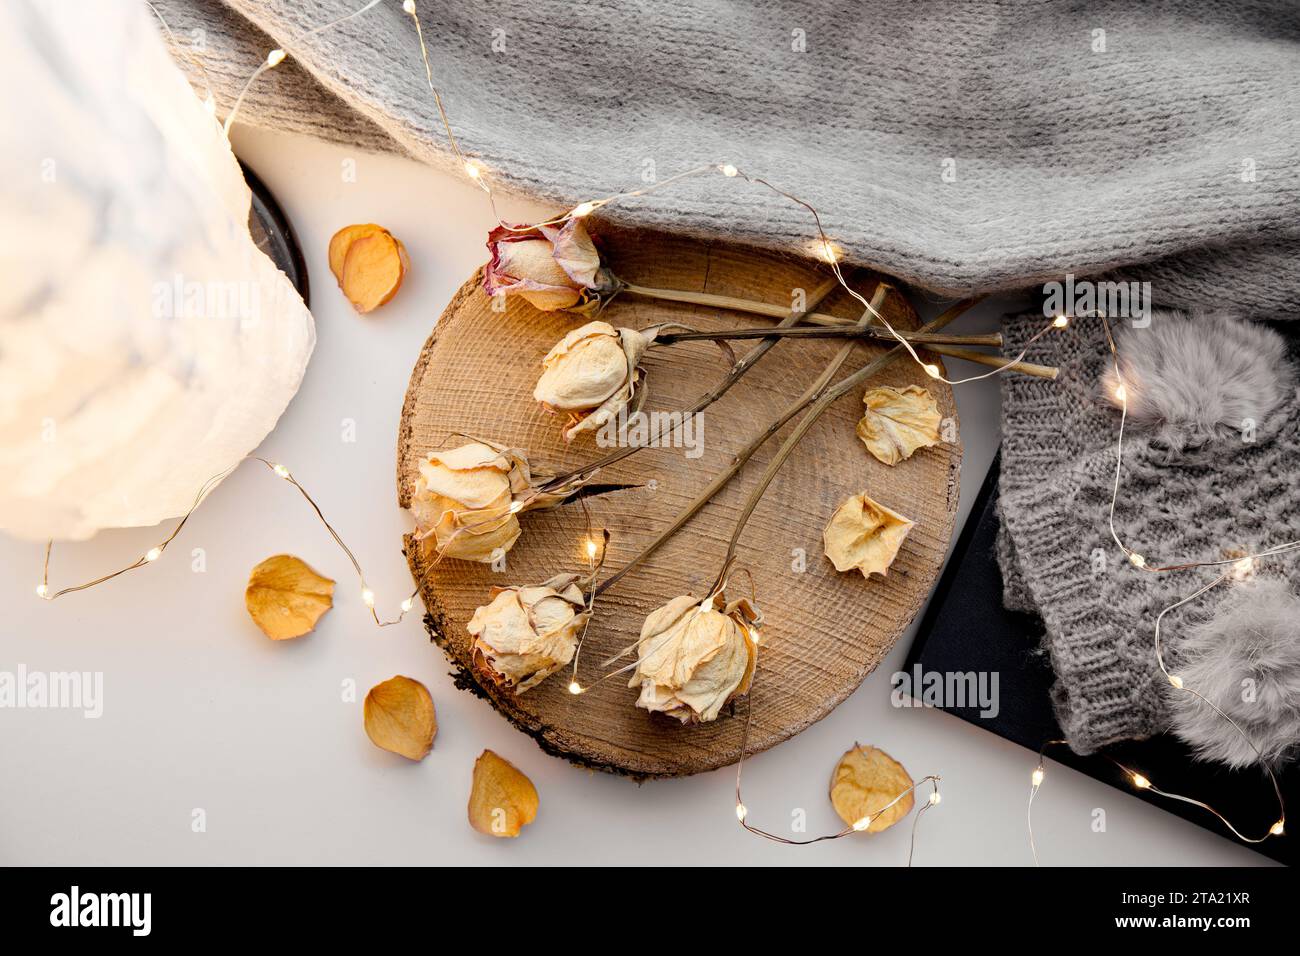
(1053, 315, 1069, 329)
(1230, 556, 1255, 581)
(1168, 674, 1184, 689)
(568, 680, 582, 695)
(402, 0, 416, 13)
(145, 547, 162, 562)
(464, 161, 482, 180)
(721, 163, 738, 177)
(1114, 383, 1127, 402)
(1031, 768, 1045, 787)
(570, 201, 597, 218)
(748, 627, 761, 646)
(400, 598, 414, 613)
(35, 584, 49, 599)
(266, 48, 286, 67)
(928, 791, 942, 806)
(272, 463, 290, 479)
(203, 94, 216, 115)
(735, 803, 748, 821)
(1270, 820, 1285, 836)
(852, 816, 871, 832)
(585, 539, 598, 559)
(508, 500, 524, 514)
(361, 588, 376, 608)
(819, 241, 839, 263)
(1132, 773, 1151, 790)
(924, 363, 941, 379)
(1128, 553, 1146, 568)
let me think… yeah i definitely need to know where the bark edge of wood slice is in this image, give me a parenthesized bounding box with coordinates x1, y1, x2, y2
(398, 223, 961, 779)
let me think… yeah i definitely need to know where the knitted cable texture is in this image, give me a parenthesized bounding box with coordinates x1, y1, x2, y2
(998, 311, 1299, 753)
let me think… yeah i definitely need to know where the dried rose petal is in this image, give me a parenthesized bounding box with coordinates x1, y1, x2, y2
(363, 676, 437, 761)
(244, 554, 335, 640)
(829, 744, 915, 833)
(857, 385, 942, 465)
(468, 750, 539, 837)
(822, 492, 914, 578)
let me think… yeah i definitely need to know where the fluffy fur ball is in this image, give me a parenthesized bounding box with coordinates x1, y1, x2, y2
(1102, 311, 1292, 450)
(1169, 578, 1300, 768)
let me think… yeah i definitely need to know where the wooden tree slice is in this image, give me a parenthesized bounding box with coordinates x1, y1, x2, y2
(398, 223, 961, 778)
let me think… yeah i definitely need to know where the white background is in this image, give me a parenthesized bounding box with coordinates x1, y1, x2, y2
(0, 126, 1269, 866)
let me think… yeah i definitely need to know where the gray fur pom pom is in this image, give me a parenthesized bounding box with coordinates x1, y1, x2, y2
(1169, 578, 1300, 768)
(1102, 311, 1292, 450)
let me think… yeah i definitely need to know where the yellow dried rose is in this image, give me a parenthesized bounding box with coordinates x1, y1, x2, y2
(467, 574, 590, 693)
(857, 385, 943, 465)
(363, 675, 437, 761)
(628, 594, 760, 723)
(823, 491, 914, 578)
(534, 321, 656, 442)
(244, 554, 335, 640)
(468, 749, 539, 838)
(829, 744, 915, 833)
(408, 442, 535, 562)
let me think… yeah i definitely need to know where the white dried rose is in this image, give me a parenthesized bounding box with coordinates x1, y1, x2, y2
(467, 574, 590, 692)
(408, 442, 534, 562)
(628, 594, 760, 723)
(822, 491, 914, 578)
(534, 321, 655, 441)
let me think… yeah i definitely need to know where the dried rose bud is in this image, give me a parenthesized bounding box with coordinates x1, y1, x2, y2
(467, 574, 590, 692)
(628, 594, 760, 723)
(408, 442, 536, 562)
(482, 218, 616, 314)
(534, 321, 656, 441)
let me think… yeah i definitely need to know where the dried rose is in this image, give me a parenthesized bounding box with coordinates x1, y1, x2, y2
(468, 749, 539, 838)
(822, 492, 914, 578)
(829, 744, 914, 833)
(363, 676, 437, 761)
(628, 594, 760, 723)
(857, 385, 942, 466)
(467, 574, 590, 693)
(408, 442, 537, 562)
(244, 554, 335, 640)
(482, 218, 615, 314)
(534, 321, 656, 441)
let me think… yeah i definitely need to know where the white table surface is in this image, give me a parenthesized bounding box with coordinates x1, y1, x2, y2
(0, 126, 1268, 866)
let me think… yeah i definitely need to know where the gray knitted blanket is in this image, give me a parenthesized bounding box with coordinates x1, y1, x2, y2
(160, 0, 1300, 313)
(159, 1, 1300, 754)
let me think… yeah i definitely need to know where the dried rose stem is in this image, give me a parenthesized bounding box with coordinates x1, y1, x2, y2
(714, 297, 974, 582)
(628, 282, 1050, 380)
(655, 326, 1002, 348)
(539, 275, 844, 493)
(595, 283, 909, 599)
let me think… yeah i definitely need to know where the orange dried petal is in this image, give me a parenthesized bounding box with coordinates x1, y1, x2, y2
(363, 676, 437, 761)
(468, 750, 538, 837)
(244, 554, 334, 640)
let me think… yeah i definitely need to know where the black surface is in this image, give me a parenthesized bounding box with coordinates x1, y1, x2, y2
(240, 160, 309, 307)
(905, 452, 1296, 865)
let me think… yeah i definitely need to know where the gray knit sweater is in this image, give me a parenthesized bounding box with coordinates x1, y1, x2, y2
(156, 0, 1300, 315)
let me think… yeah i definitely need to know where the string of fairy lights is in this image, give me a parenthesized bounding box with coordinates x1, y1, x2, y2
(35, 0, 1291, 859)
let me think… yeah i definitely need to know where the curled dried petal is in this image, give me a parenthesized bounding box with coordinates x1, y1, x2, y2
(829, 744, 915, 833)
(244, 554, 334, 640)
(468, 750, 539, 837)
(822, 492, 914, 578)
(363, 675, 437, 761)
(857, 385, 943, 465)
